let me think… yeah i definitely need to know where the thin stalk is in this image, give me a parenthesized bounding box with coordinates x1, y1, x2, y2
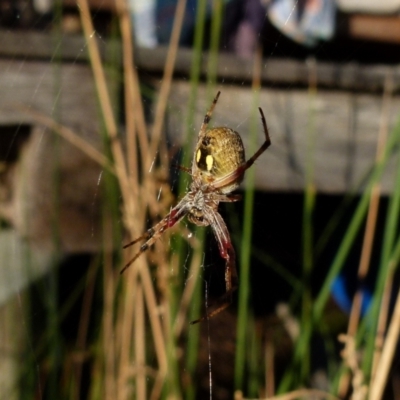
(300, 58, 317, 383)
(335, 70, 394, 396)
(183, 0, 223, 396)
(234, 46, 262, 391)
(248, 320, 261, 397)
(116, 1, 192, 398)
(312, 115, 400, 323)
(173, 233, 202, 337)
(102, 8, 147, 397)
(170, 0, 208, 324)
(173, 0, 207, 367)
(278, 59, 318, 393)
(77, 0, 129, 194)
(368, 243, 400, 400)
(102, 211, 117, 399)
(119, 0, 187, 396)
(378, 155, 400, 276)
(178, 0, 207, 297)
(265, 335, 275, 397)
(115, 0, 150, 203)
(17, 108, 118, 176)
(149, 0, 188, 160)
(180, 0, 208, 182)
(349, 72, 392, 335)
(47, 3, 63, 395)
(135, 285, 146, 399)
(46, 256, 61, 398)
(184, 230, 205, 400)
(362, 166, 400, 377)
(115, 0, 139, 190)
(207, 0, 223, 88)
(79, 2, 171, 398)
(117, 260, 138, 400)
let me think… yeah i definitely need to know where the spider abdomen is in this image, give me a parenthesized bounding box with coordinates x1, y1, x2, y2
(194, 127, 245, 192)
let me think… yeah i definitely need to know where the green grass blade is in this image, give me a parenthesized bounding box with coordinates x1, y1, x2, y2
(362, 148, 400, 377)
(234, 90, 260, 391)
(300, 71, 317, 383)
(313, 116, 400, 323)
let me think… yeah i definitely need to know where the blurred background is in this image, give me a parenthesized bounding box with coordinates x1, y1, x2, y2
(0, 0, 400, 399)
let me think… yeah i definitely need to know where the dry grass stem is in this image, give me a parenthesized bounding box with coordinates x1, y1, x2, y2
(339, 71, 396, 400)
(347, 71, 393, 336)
(149, 0, 188, 159)
(150, 372, 166, 400)
(369, 288, 400, 400)
(118, 249, 168, 394)
(115, 0, 150, 182)
(112, 7, 153, 395)
(265, 337, 275, 397)
(117, 261, 139, 400)
(140, 261, 168, 374)
(135, 284, 146, 399)
(77, 0, 131, 206)
(335, 65, 395, 400)
(173, 240, 203, 337)
(235, 388, 340, 400)
(371, 271, 393, 379)
(338, 334, 368, 400)
(17, 105, 117, 175)
(116, 0, 139, 193)
(77, 0, 119, 141)
(77, 0, 175, 396)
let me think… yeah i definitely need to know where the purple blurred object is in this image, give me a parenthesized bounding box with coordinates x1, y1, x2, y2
(232, 0, 267, 59)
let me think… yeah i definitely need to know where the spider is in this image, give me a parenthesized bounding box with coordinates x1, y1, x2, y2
(122, 91, 271, 323)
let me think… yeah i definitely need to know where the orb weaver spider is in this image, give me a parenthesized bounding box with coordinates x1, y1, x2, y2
(122, 91, 271, 323)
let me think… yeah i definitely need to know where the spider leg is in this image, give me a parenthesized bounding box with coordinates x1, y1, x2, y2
(241, 107, 271, 171)
(197, 91, 221, 142)
(171, 164, 192, 174)
(123, 231, 153, 249)
(121, 203, 188, 274)
(190, 211, 238, 324)
(218, 193, 242, 202)
(210, 107, 271, 190)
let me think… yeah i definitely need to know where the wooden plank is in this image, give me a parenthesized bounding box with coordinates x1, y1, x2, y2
(348, 14, 400, 44)
(164, 82, 400, 194)
(0, 56, 398, 202)
(136, 47, 400, 92)
(0, 60, 112, 254)
(0, 59, 104, 132)
(0, 30, 120, 63)
(1, 30, 400, 92)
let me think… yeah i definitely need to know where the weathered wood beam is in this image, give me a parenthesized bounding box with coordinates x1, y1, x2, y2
(1, 30, 400, 92)
(348, 14, 400, 44)
(0, 59, 108, 254)
(165, 82, 400, 195)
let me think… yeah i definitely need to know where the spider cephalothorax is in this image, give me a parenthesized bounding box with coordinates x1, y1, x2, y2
(122, 91, 271, 323)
